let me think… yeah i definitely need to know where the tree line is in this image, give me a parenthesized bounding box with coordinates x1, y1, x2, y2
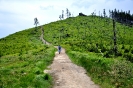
(59, 8, 73, 20)
(109, 9, 133, 26)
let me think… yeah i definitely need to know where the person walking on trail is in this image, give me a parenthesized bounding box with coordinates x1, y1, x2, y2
(58, 45, 61, 54)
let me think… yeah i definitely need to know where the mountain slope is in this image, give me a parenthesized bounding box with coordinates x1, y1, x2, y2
(43, 15, 133, 61)
(0, 15, 133, 88)
(42, 15, 133, 88)
(0, 27, 56, 88)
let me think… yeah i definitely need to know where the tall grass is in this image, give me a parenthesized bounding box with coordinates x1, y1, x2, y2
(0, 27, 56, 88)
(67, 50, 133, 88)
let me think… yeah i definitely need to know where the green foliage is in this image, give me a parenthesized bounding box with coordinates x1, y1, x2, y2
(43, 15, 133, 87)
(0, 27, 56, 88)
(43, 15, 133, 62)
(33, 74, 52, 88)
(0, 28, 41, 56)
(1, 15, 133, 88)
(67, 51, 133, 88)
(109, 61, 133, 88)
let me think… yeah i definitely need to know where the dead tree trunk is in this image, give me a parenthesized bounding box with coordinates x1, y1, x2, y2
(113, 19, 117, 56)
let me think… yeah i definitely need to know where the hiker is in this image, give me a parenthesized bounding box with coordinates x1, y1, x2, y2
(58, 45, 61, 54)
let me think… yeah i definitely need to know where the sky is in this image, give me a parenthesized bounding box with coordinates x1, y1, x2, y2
(0, 0, 133, 38)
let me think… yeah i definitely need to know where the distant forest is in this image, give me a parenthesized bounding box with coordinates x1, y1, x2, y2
(110, 9, 133, 26)
(90, 9, 133, 26)
(59, 8, 133, 26)
(80, 9, 133, 26)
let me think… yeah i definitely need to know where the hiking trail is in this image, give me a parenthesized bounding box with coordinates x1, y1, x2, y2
(40, 26, 99, 88)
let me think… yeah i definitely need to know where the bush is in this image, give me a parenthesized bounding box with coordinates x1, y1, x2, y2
(33, 74, 52, 88)
(109, 60, 133, 87)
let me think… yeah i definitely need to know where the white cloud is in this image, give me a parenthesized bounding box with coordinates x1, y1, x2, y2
(0, 0, 133, 38)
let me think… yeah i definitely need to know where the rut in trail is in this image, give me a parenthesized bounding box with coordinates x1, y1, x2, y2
(44, 47, 99, 88)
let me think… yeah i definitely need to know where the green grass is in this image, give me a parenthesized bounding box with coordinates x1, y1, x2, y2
(66, 50, 133, 88)
(42, 15, 133, 88)
(1, 15, 133, 88)
(0, 27, 56, 88)
(43, 15, 133, 62)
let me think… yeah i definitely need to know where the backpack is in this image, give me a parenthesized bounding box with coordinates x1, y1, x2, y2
(59, 46, 61, 50)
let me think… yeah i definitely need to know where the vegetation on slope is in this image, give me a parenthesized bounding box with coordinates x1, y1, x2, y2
(43, 15, 133, 62)
(1, 14, 133, 88)
(42, 15, 133, 88)
(67, 50, 133, 88)
(0, 27, 56, 88)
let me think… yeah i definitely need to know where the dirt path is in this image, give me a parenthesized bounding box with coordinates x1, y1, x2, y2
(40, 26, 51, 45)
(44, 47, 99, 88)
(40, 26, 99, 88)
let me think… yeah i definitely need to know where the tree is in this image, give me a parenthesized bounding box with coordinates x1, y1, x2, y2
(109, 10, 111, 18)
(62, 10, 64, 19)
(110, 9, 133, 26)
(69, 11, 71, 17)
(103, 9, 106, 18)
(113, 19, 117, 56)
(59, 15, 62, 20)
(99, 11, 100, 17)
(34, 17, 39, 28)
(111, 10, 114, 19)
(66, 8, 69, 18)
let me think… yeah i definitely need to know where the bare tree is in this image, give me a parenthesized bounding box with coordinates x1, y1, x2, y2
(59, 15, 62, 20)
(34, 17, 39, 28)
(62, 10, 64, 19)
(103, 9, 106, 18)
(66, 8, 69, 18)
(69, 11, 71, 17)
(113, 19, 117, 56)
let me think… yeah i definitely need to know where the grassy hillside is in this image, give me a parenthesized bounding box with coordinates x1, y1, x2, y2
(42, 15, 133, 88)
(68, 50, 133, 88)
(1, 15, 133, 88)
(0, 27, 56, 88)
(43, 15, 133, 61)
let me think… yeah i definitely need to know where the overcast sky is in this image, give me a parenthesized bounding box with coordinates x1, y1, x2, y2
(0, 0, 133, 38)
